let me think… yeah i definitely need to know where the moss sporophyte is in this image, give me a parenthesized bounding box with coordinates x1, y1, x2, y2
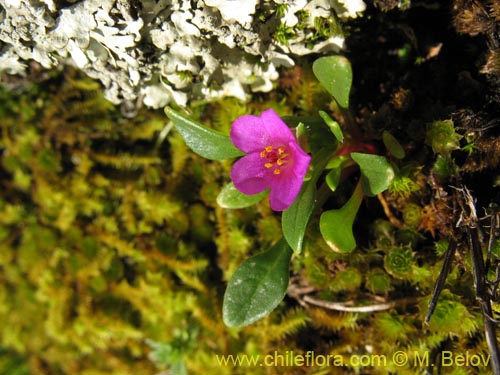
(229, 109, 311, 211)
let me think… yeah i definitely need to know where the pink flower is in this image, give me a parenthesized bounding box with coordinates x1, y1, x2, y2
(230, 109, 311, 211)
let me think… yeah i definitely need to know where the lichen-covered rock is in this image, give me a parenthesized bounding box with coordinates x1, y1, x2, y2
(0, 0, 365, 108)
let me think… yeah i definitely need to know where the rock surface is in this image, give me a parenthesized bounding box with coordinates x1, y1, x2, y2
(0, 0, 365, 108)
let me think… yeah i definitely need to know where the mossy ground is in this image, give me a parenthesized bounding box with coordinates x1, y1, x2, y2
(1, 1, 500, 375)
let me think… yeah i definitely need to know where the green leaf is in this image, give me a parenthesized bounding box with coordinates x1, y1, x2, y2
(319, 110, 344, 143)
(282, 116, 336, 155)
(216, 182, 267, 209)
(165, 107, 243, 160)
(325, 155, 349, 192)
(326, 168, 341, 192)
(382, 131, 405, 159)
(282, 150, 331, 253)
(351, 152, 395, 196)
(223, 238, 293, 327)
(320, 182, 363, 253)
(312, 56, 352, 109)
(282, 180, 315, 254)
(295, 122, 308, 153)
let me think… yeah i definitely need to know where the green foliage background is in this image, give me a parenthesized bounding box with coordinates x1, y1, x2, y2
(0, 68, 330, 375)
(0, 65, 494, 375)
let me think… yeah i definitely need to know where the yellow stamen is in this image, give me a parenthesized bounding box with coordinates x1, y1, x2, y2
(260, 145, 289, 174)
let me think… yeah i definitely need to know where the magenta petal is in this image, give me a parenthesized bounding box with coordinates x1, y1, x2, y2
(268, 143, 311, 211)
(289, 141, 311, 181)
(230, 152, 270, 195)
(230, 115, 269, 153)
(260, 109, 295, 144)
(229, 109, 312, 211)
(230, 109, 296, 153)
(268, 174, 301, 211)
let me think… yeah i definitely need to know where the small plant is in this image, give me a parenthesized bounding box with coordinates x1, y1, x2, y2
(166, 55, 397, 327)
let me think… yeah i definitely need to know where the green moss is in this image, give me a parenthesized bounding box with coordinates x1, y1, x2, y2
(422, 291, 479, 337)
(426, 119, 462, 155)
(384, 246, 413, 279)
(402, 203, 422, 228)
(365, 268, 392, 294)
(373, 312, 411, 343)
(330, 267, 362, 293)
(0, 50, 496, 375)
(433, 154, 459, 179)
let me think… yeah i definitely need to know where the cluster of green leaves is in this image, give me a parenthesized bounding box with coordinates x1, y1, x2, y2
(167, 55, 402, 328)
(166, 52, 497, 374)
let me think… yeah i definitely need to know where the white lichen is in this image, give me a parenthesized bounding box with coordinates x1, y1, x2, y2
(0, 0, 365, 109)
(204, 0, 258, 26)
(337, 0, 366, 18)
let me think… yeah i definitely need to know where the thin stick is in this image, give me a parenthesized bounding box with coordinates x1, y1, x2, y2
(377, 193, 404, 229)
(425, 238, 457, 324)
(462, 186, 500, 375)
(468, 226, 500, 375)
(302, 295, 419, 313)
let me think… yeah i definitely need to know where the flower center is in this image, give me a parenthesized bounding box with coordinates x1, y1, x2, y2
(260, 145, 289, 175)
